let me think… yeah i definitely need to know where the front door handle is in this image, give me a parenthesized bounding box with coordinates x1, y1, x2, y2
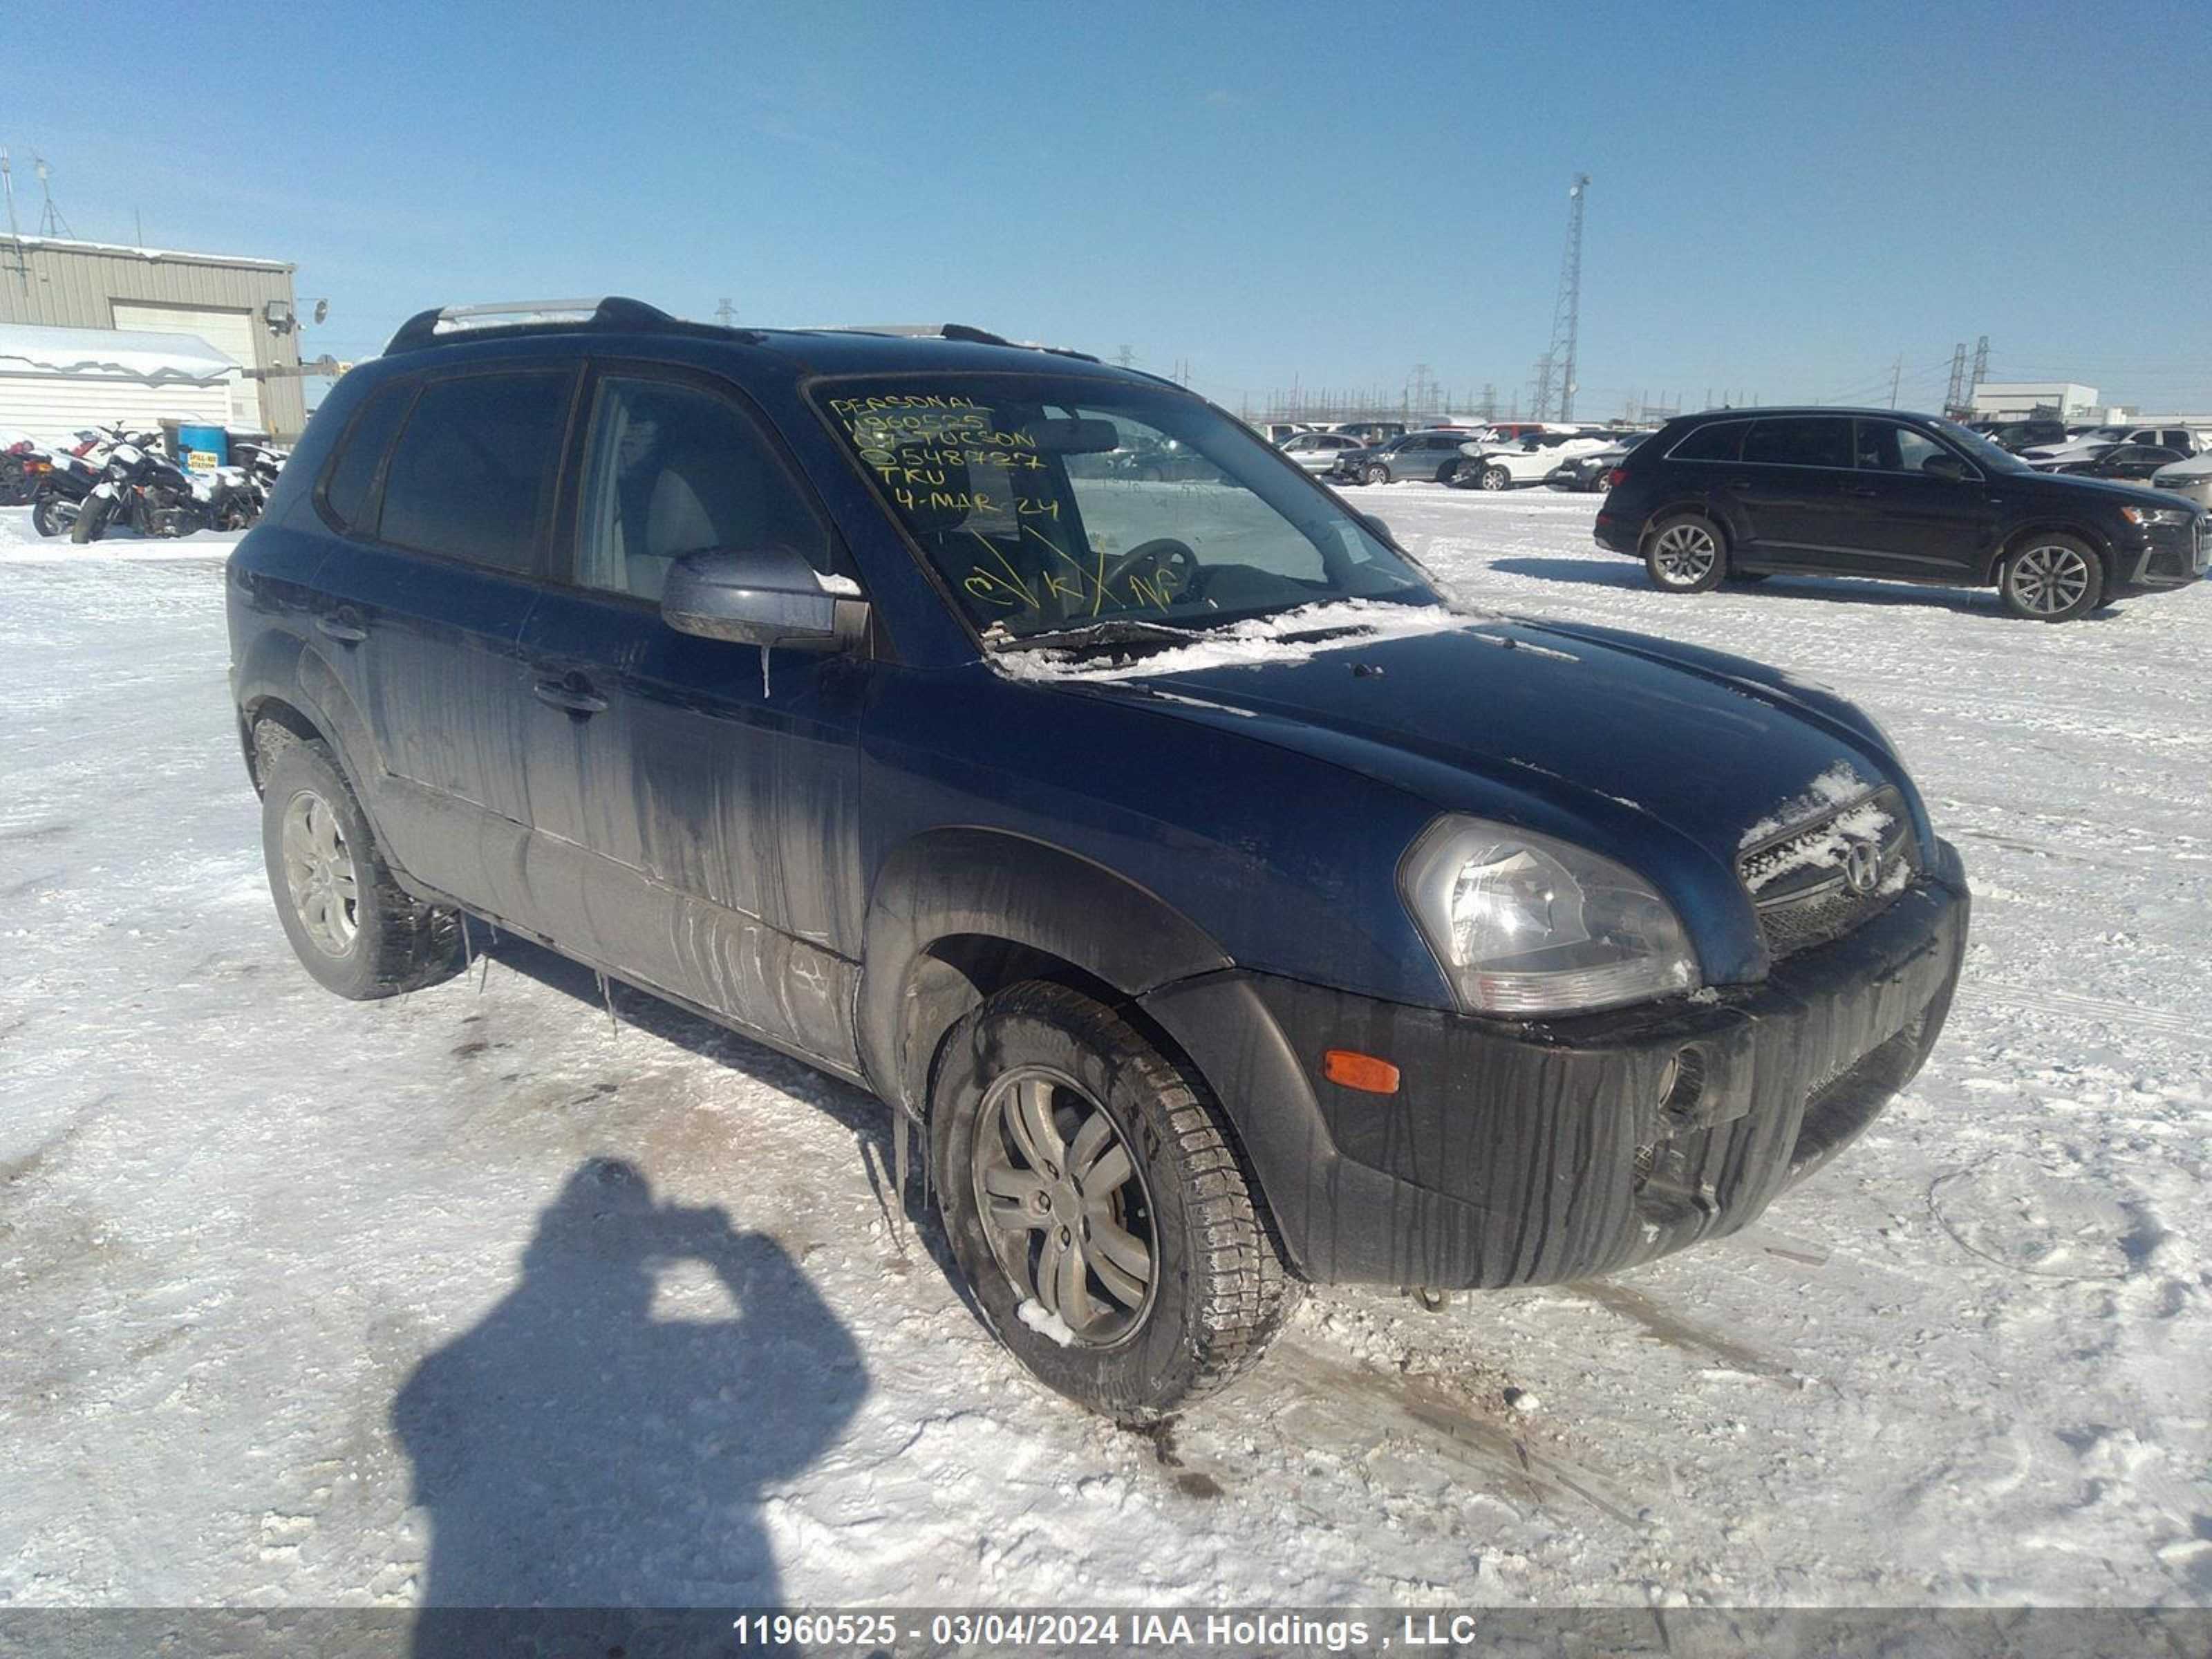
(1726, 478, 1754, 491)
(315, 612, 368, 644)
(1841, 485, 1880, 498)
(534, 676, 608, 716)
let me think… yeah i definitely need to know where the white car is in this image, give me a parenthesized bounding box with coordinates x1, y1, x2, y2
(1452, 432, 1616, 491)
(2023, 424, 2203, 467)
(1277, 431, 1370, 473)
(2151, 451, 2212, 510)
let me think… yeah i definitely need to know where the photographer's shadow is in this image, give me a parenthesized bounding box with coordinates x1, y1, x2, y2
(393, 1156, 866, 1646)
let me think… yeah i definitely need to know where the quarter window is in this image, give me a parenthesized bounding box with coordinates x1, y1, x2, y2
(376, 371, 574, 573)
(319, 381, 413, 532)
(1669, 420, 1747, 462)
(1743, 417, 1852, 469)
(571, 375, 836, 601)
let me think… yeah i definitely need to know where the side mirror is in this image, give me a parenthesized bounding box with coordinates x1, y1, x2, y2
(1921, 453, 1971, 482)
(660, 547, 866, 651)
(1357, 512, 1393, 543)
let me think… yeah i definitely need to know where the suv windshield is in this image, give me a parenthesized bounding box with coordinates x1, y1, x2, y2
(818, 376, 1436, 640)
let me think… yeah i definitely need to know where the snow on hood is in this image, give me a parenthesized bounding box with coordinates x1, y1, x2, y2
(988, 599, 1485, 684)
(1736, 760, 1874, 850)
(0, 322, 240, 384)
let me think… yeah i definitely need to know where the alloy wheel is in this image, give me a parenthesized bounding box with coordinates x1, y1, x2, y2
(281, 789, 360, 956)
(971, 1066, 1156, 1347)
(1651, 522, 1718, 585)
(2007, 543, 2093, 616)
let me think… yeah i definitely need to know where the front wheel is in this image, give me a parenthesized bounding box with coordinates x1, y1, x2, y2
(930, 982, 1296, 1424)
(1998, 535, 2104, 622)
(70, 496, 111, 544)
(1361, 462, 1388, 486)
(1479, 465, 1511, 491)
(1644, 514, 1729, 592)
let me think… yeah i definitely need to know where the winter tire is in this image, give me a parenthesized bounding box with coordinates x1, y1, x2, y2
(1644, 514, 1728, 592)
(1998, 534, 2103, 622)
(1361, 462, 1388, 486)
(930, 981, 1296, 1424)
(1479, 465, 1511, 491)
(259, 733, 462, 1000)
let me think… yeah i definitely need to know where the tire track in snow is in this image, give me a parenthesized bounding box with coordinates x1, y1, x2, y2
(1956, 982, 2201, 1042)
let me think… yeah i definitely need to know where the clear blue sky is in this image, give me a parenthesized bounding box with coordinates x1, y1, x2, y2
(12, 1, 2210, 418)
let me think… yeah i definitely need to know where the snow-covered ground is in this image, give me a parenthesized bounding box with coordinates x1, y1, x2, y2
(3, 489, 2209, 1611)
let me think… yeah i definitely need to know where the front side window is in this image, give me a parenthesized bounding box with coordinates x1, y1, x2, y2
(1854, 421, 1953, 474)
(1743, 417, 1852, 469)
(376, 371, 573, 573)
(818, 376, 1434, 640)
(572, 375, 834, 601)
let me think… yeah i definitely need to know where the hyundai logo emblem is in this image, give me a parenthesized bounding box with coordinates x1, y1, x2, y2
(1841, 840, 1882, 896)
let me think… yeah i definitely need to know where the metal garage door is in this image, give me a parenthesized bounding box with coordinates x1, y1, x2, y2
(109, 302, 263, 429)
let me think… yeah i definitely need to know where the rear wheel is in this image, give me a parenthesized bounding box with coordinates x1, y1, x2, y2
(930, 982, 1295, 1424)
(259, 735, 461, 1000)
(30, 494, 71, 538)
(1998, 535, 2103, 622)
(1644, 514, 1728, 592)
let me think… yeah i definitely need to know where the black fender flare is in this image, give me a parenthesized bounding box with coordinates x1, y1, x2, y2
(857, 827, 1231, 1113)
(234, 630, 386, 816)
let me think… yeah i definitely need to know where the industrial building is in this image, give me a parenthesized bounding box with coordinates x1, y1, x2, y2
(1969, 381, 2105, 422)
(0, 234, 306, 438)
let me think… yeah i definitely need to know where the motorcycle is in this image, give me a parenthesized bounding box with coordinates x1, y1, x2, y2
(3, 436, 55, 509)
(26, 429, 124, 538)
(71, 438, 215, 543)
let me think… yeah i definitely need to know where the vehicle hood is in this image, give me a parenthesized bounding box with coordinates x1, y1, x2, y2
(1099, 614, 1906, 865)
(2016, 468, 2186, 511)
(2155, 453, 2212, 481)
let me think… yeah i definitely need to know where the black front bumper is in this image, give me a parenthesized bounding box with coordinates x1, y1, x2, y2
(1141, 841, 1969, 1291)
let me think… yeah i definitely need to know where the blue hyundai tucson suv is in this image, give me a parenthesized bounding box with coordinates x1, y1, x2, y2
(227, 299, 1971, 1421)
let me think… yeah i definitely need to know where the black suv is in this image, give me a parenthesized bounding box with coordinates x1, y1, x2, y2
(1596, 406, 2209, 621)
(229, 303, 1970, 1420)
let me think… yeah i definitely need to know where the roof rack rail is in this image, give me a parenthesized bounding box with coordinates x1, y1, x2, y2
(382, 295, 762, 357)
(803, 322, 1101, 364)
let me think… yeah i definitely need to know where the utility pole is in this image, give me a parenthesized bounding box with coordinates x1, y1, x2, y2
(1888, 354, 1903, 409)
(32, 155, 69, 238)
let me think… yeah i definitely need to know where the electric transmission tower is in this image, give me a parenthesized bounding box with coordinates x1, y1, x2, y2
(1969, 335, 1989, 406)
(1533, 174, 1591, 422)
(714, 298, 737, 327)
(33, 154, 70, 238)
(1943, 344, 1968, 418)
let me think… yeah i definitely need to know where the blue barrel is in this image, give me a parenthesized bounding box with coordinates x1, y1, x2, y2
(178, 424, 229, 472)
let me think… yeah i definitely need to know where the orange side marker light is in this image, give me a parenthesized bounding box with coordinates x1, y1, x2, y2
(1322, 1049, 1401, 1095)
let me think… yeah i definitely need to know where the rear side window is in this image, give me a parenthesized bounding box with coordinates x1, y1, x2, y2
(1743, 417, 1852, 469)
(319, 382, 413, 532)
(376, 370, 574, 573)
(1669, 420, 1747, 462)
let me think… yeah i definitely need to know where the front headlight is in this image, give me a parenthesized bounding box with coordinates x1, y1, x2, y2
(2119, 504, 2191, 527)
(1400, 817, 1700, 1015)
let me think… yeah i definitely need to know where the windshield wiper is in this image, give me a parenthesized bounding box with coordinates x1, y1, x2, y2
(988, 617, 1206, 655)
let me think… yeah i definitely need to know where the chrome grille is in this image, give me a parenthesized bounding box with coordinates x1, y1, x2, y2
(1740, 786, 1916, 959)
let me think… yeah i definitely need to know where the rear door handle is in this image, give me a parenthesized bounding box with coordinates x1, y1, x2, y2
(315, 611, 368, 644)
(1841, 485, 1880, 498)
(534, 676, 608, 716)
(1726, 478, 1754, 491)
